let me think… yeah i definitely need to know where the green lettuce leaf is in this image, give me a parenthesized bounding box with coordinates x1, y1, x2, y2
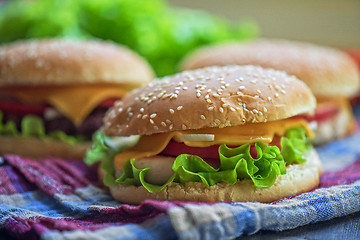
(84, 131, 139, 186)
(111, 127, 311, 192)
(0, 111, 85, 145)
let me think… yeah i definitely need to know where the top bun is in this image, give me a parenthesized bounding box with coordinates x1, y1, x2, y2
(0, 39, 154, 87)
(180, 39, 360, 98)
(104, 65, 316, 136)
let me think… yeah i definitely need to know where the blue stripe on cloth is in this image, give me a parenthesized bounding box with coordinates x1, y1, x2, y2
(42, 214, 177, 240)
(316, 131, 360, 171)
(168, 180, 360, 240)
(0, 185, 121, 226)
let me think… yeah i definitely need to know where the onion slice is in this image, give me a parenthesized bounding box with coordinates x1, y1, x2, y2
(173, 134, 215, 142)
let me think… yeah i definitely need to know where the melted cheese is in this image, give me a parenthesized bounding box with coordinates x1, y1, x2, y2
(114, 118, 313, 170)
(2, 85, 127, 126)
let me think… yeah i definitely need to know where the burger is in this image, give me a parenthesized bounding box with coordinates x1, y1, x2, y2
(91, 65, 321, 204)
(0, 39, 154, 159)
(180, 39, 360, 144)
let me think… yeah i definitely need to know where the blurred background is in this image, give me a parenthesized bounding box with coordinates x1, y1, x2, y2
(0, 0, 359, 76)
(169, 0, 360, 48)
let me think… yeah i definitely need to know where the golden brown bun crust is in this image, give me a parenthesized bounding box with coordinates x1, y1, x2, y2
(109, 148, 321, 204)
(104, 65, 316, 136)
(0, 39, 154, 87)
(181, 39, 360, 98)
(0, 136, 91, 160)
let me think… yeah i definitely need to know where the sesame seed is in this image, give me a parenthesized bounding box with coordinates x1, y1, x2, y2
(177, 106, 183, 111)
(219, 107, 224, 113)
(280, 89, 286, 94)
(196, 92, 201, 98)
(214, 119, 221, 124)
(222, 103, 229, 108)
(127, 107, 132, 112)
(150, 113, 157, 118)
(140, 108, 144, 113)
(208, 106, 214, 110)
(250, 80, 257, 84)
(170, 94, 178, 99)
(142, 114, 148, 119)
(161, 122, 167, 127)
(117, 107, 123, 113)
(205, 94, 210, 99)
(169, 109, 175, 114)
(137, 114, 142, 118)
(207, 89, 212, 93)
(183, 87, 188, 90)
(225, 83, 230, 87)
(175, 90, 179, 94)
(253, 109, 259, 114)
(153, 126, 159, 130)
(230, 107, 236, 112)
(238, 86, 245, 90)
(256, 90, 262, 94)
(166, 119, 171, 124)
(221, 85, 226, 89)
(169, 124, 174, 130)
(200, 115, 206, 120)
(206, 99, 212, 103)
(275, 93, 279, 98)
(213, 93, 220, 98)
(150, 119, 155, 124)
(128, 112, 133, 117)
(182, 124, 187, 130)
(267, 96, 272, 102)
(263, 107, 268, 112)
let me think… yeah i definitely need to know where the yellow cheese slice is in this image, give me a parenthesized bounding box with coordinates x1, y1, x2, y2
(2, 85, 127, 126)
(114, 118, 313, 170)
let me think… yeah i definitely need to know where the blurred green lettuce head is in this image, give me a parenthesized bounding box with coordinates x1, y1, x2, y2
(0, 0, 258, 76)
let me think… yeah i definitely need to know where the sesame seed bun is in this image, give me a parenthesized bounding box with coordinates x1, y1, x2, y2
(180, 39, 360, 98)
(0, 39, 154, 87)
(104, 65, 316, 136)
(107, 148, 321, 204)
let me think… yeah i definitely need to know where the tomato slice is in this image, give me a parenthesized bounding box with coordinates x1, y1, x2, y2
(293, 102, 339, 122)
(161, 136, 282, 168)
(344, 49, 360, 67)
(98, 98, 119, 108)
(0, 100, 48, 116)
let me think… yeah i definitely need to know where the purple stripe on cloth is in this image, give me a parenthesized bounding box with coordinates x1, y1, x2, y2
(0, 166, 36, 195)
(318, 156, 360, 188)
(4, 155, 96, 196)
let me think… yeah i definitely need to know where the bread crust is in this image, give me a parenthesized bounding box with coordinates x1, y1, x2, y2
(104, 65, 316, 136)
(108, 148, 321, 204)
(0, 136, 91, 160)
(180, 39, 360, 98)
(0, 39, 154, 87)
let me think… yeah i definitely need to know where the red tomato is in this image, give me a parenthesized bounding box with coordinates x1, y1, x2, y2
(293, 102, 339, 123)
(98, 98, 119, 108)
(160, 137, 282, 167)
(344, 49, 360, 67)
(0, 100, 47, 116)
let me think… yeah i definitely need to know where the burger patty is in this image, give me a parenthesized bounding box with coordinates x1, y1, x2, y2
(2, 107, 107, 139)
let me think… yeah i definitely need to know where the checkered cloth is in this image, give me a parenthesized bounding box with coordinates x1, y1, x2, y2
(1, 119, 360, 239)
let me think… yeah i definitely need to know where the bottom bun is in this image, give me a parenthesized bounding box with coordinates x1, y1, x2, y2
(0, 136, 91, 160)
(313, 102, 356, 145)
(108, 148, 322, 204)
